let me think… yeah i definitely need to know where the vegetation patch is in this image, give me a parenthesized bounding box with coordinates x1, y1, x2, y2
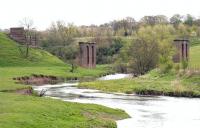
(0, 33, 129, 128)
(0, 93, 129, 128)
(79, 69, 200, 98)
(0, 33, 113, 91)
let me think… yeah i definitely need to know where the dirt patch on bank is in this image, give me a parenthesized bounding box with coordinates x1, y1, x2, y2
(13, 74, 64, 86)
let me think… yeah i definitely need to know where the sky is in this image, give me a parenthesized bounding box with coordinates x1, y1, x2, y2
(1, 0, 200, 30)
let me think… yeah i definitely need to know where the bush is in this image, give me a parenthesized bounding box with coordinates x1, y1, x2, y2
(114, 63, 128, 73)
(159, 55, 173, 74)
(174, 63, 180, 73)
(181, 60, 188, 70)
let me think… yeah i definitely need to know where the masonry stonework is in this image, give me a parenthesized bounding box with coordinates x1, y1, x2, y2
(173, 39, 189, 63)
(9, 27, 37, 46)
(10, 27, 26, 44)
(79, 42, 96, 68)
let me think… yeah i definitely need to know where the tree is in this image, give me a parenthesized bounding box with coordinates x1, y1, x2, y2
(128, 26, 159, 75)
(129, 38, 159, 75)
(110, 17, 137, 36)
(140, 16, 157, 26)
(184, 14, 195, 26)
(177, 23, 190, 38)
(41, 21, 78, 72)
(60, 44, 78, 73)
(194, 19, 200, 26)
(170, 14, 183, 27)
(154, 15, 169, 24)
(121, 17, 137, 36)
(114, 39, 131, 73)
(20, 18, 35, 58)
(140, 15, 169, 26)
(119, 25, 175, 75)
(153, 25, 175, 73)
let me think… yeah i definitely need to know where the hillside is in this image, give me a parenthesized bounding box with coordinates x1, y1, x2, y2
(0, 33, 112, 91)
(0, 33, 65, 67)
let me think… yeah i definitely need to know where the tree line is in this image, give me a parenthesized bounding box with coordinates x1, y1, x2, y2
(16, 14, 200, 74)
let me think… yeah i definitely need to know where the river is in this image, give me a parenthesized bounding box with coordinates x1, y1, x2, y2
(33, 74, 200, 128)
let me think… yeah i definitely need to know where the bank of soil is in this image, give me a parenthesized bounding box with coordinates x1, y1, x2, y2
(13, 74, 64, 85)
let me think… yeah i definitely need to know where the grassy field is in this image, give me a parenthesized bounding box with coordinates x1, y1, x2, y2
(0, 33, 128, 128)
(79, 69, 200, 97)
(190, 45, 200, 68)
(0, 65, 112, 92)
(0, 92, 129, 128)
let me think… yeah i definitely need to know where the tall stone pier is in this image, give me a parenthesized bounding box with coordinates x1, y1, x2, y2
(173, 39, 189, 63)
(79, 42, 96, 68)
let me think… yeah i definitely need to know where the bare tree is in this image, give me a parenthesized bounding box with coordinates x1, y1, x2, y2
(20, 18, 35, 58)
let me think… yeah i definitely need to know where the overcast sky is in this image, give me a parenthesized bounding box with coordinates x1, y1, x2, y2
(1, 0, 200, 30)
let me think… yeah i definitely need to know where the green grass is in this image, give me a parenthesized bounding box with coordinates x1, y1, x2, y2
(0, 92, 129, 128)
(0, 33, 65, 67)
(0, 33, 113, 91)
(0, 33, 129, 128)
(190, 45, 200, 68)
(0, 65, 112, 92)
(78, 39, 200, 97)
(190, 37, 200, 46)
(79, 69, 200, 97)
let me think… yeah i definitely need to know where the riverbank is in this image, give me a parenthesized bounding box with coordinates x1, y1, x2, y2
(0, 33, 128, 128)
(32, 81, 200, 128)
(0, 65, 114, 92)
(0, 33, 114, 92)
(0, 66, 130, 128)
(0, 92, 129, 128)
(79, 69, 200, 97)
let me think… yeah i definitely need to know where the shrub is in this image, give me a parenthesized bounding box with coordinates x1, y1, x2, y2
(174, 63, 180, 73)
(181, 60, 188, 71)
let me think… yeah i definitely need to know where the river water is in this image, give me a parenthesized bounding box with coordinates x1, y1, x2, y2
(33, 74, 200, 128)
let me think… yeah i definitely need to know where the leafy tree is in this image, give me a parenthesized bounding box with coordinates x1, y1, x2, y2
(110, 17, 137, 36)
(184, 14, 195, 26)
(114, 39, 131, 73)
(140, 15, 168, 26)
(177, 23, 190, 38)
(155, 15, 169, 24)
(140, 16, 157, 26)
(96, 38, 123, 64)
(170, 14, 183, 27)
(128, 26, 159, 75)
(119, 25, 175, 75)
(37, 14, 200, 73)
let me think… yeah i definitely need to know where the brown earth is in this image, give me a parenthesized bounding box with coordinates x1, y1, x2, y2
(13, 74, 63, 86)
